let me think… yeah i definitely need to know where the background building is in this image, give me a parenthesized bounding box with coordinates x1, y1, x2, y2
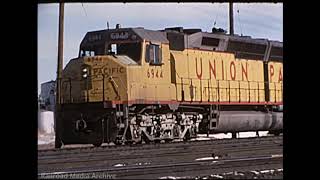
(38, 80, 55, 143)
(39, 80, 56, 111)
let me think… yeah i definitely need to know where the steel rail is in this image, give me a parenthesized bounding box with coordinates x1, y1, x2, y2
(38, 135, 282, 155)
(38, 154, 282, 179)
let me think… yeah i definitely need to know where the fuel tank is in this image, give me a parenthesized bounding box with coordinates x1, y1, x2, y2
(211, 111, 283, 133)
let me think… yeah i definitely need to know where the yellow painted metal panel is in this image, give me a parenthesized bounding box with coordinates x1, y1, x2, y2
(170, 49, 269, 103)
(268, 62, 283, 102)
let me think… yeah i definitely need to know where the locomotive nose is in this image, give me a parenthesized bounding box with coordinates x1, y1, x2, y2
(79, 55, 127, 102)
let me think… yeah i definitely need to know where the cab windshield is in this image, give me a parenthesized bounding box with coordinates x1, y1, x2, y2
(80, 42, 142, 63)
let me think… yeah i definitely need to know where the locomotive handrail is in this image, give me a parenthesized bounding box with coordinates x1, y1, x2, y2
(60, 73, 282, 104)
(177, 77, 276, 85)
(102, 74, 105, 102)
(274, 82, 277, 102)
(176, 77, 282, 103)
(234, 51, 266, 57)
(116, 75, 129, 100)
(109, 76, 120, 100)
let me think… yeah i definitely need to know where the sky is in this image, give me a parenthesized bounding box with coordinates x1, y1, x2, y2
(37, 3, 283, 95)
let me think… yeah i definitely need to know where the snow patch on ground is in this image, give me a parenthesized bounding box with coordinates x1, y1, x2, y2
(113, 163, 126, 167)
(260, 169, 274, 173)
(238, 131, 269, 138)
(210, 175, 223, 179)
(38, 133, 55, 145)
(195, 137, 211, 141)
(251, 170, 260, 175)
(162, 168, 283, 179)
(38, 110, 55, 145)
(271, 154, 283, 158)
(134, 162, 151, 166)
(38, 110, 55, 134)
(159, 168, 282, 179)
(197, 131, 270, 140)
(159, 176, 176, 179)
(195, 157, 214, 161)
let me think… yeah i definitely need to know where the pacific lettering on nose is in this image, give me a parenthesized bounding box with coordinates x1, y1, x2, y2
(112, 67, 117, 74)
(93, 68, 99, 75)
(93, 68, 103, 76)
(103, 67, 111, 76)
(119, 67, 125, 73)
(98, 66, 125, 76)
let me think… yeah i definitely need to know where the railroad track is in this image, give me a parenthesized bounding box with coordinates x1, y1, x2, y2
(38, 135, 282, 178)
(38, 144, 282, 173)
(38, 155, 283, 179)
(39, 135, 282, 155)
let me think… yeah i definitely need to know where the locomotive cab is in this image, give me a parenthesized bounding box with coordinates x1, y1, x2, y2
(77, 27, 167, 68)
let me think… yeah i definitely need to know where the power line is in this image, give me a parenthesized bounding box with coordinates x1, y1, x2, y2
(81, 3, 92, 28)
(81, 3, 88, 17)
(213, 3, 220, 27)
(237, 8, 243, 36)
(213, 5, 217, 27)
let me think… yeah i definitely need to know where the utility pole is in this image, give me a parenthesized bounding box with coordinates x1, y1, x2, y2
(229, 2, 234, 35)
(57, 2, 64, 105)
(55, 2, 64, 148)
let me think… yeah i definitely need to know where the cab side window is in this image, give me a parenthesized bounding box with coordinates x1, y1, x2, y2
(146, 44, 162, 65)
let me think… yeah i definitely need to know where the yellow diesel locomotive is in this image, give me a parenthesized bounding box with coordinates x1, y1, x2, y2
(55, 26, 283, 147)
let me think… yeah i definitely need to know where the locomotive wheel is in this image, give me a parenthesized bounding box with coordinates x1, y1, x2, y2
(141, 131, 151, 144)
(125, 141, 133, 145)
(135, 141, 142, 145)
(93, 141, 102, 147)
(183, 131, 191, 142)
(143, 140, 150, 144)
(114, 140, 123, 145)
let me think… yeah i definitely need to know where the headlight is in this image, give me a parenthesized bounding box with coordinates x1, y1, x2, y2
(82, 67, 88, 78)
